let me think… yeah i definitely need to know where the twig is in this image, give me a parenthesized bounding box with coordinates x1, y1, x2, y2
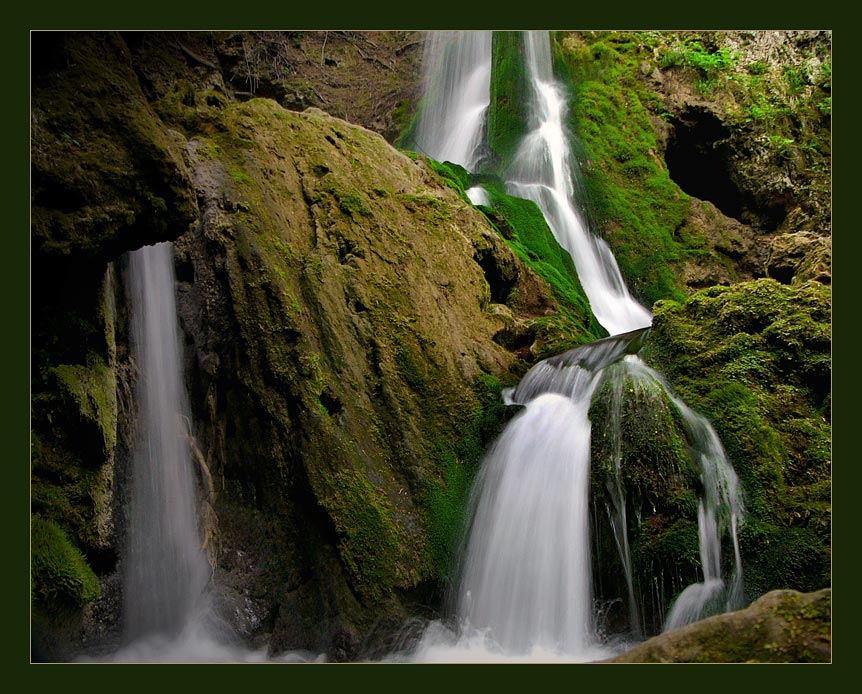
(395, 38, 424, 55)
(321, 31, 328, 66)
(176, 40, 219, 70)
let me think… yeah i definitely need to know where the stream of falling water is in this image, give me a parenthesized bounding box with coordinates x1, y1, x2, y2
(405, 30, 744, 663)
(81, 243, 319, 663)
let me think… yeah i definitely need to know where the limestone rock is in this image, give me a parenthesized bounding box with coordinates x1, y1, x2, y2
(766, 231, 832, 285)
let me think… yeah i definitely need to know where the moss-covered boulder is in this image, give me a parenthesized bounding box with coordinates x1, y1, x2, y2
(588, 361, 703, 636)
(31, 31, 197, 264)
(167, 97, 593, 657)
(605, 587, 831, 663)
(641, 278, 831, 602)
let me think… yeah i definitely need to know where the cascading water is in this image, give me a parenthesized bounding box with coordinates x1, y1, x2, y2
(413, 30, 492, 175)
(85, 242, 314, 663)
(409, 30, 745, 662)
(506, 31, 652, 337)
(123, 242, 211, 644)
(661, 387, 745, 631)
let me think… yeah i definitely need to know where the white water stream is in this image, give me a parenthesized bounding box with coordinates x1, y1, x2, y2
(407, 30, 744, 663)
(413, 31, 492, 172)
(124, 242, 210, 643)
(506, 31, 652, 337)
(83, 242, 321, 663)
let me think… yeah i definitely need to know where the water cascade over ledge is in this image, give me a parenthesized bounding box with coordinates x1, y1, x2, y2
(407, 30, 745, 662)
(123, 242, 211, 645)
(413, 31, 492, 173)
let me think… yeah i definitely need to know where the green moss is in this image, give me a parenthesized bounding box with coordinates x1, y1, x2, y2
(643, 279, 831, 600)
(425, 158, 471, 195)
(488, 31, 531, 170)
(31, 515, 100, 608)
(320, 469, 401, 604)
(476, 176, 602, 344)
(557, 32, 696, 306)
(49, 354, 118, 456)
(739, 523, 831, 598)
(590, 367, 696, 504)
(636, 516, 701, 570)
(421, 373, 510, 577)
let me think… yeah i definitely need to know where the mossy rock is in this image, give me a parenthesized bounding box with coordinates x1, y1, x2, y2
(588, 362, 703, 635)
(607, 588, 831, 663)
(31, 516, 101, 609)
(642, 278, 831, 602)
(169, 97, 599, 646)
(31, 31, 196, 262)
(487, 31, 531, 170)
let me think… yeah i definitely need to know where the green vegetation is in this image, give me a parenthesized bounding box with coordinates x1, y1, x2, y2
(423, 160, 601, 351)
(588, 365, 703, 621)
(421, 373, 510, 577)
(659, 38, 739, 76)
(487, 32, 531, 171)
(320, 469, 402, 603)
(556, 32, 696, 307)
(49, 355, 118, 457)
(31, 516, 101, 608)
(643, 279, 831, 600)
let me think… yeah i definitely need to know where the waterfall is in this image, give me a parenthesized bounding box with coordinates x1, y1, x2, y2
(408, 30, 745, 662)
(506, 31, 652, 338)
(412, 30, 492, 172)
(455, 392, 598, 656)
(123, 242, 210, 643)
(88, 242, 315, 663)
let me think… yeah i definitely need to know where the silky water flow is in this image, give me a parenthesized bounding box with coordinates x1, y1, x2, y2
(406, 30, 744, 663)
(85, 242, 317, 663)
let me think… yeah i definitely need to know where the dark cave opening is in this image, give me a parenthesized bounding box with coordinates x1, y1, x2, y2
(665, 108, 743, 222)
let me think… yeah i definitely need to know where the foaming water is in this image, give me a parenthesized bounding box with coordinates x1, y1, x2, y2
(466, 185, 491, 206)
(407, 391, 615, 663)
(406, 619, 621, 663)
(455, 393, 598, 654)
(413, 31, 492, 170)
(662, 384, 745, 630)
(79, 612, 321, 663)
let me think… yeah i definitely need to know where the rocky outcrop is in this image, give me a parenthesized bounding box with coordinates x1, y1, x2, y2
(170, 99, 583, 657)
(558, 30, 831, 301)
(604, 588, 831, 663)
